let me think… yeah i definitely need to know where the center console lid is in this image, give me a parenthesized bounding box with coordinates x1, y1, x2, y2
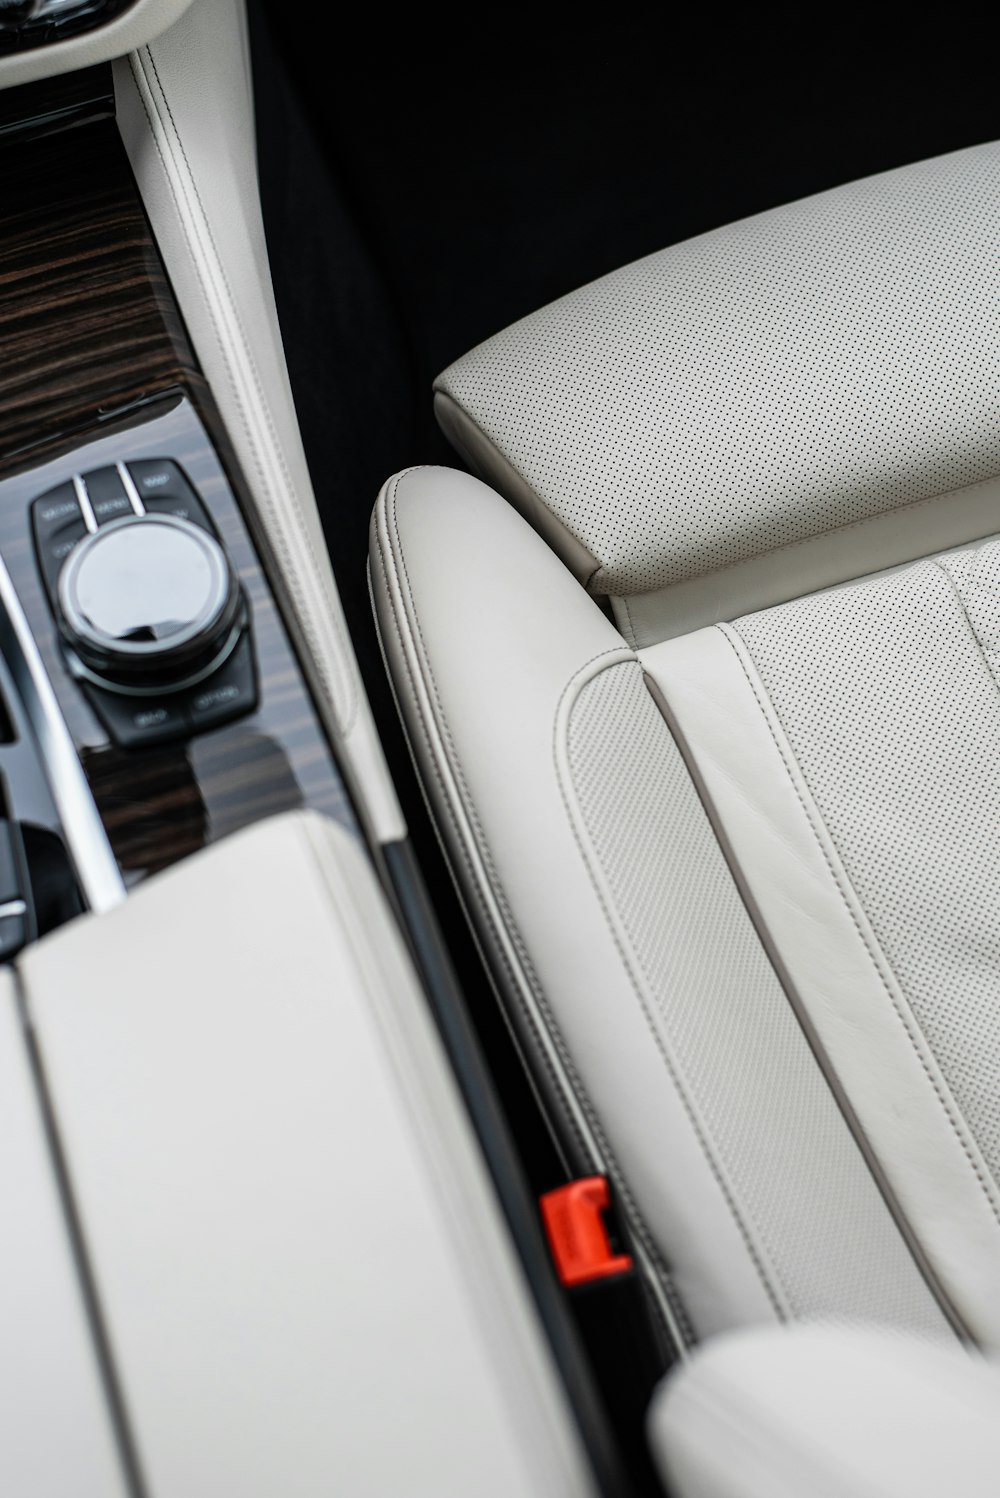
(15, 811, 593, 1496)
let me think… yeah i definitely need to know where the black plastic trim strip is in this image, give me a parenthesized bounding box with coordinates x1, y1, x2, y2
(381, 836, 632, 1498)
(0, 62, 115, 138)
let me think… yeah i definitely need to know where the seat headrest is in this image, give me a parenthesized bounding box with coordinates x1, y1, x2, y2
(434, 144, 1000, 604)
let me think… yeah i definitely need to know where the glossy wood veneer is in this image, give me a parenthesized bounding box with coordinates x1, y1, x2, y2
(0, 114, 197, 466)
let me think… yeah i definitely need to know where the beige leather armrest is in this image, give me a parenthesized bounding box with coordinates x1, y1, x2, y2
(18, 812, 593, 1497)
(650, 1323, 1000, 1498)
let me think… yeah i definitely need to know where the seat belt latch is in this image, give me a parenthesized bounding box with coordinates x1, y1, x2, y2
(539, 1175, 634, 1288)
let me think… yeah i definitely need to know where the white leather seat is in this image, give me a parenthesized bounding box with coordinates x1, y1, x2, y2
(370, 142, 1000, 1350)
(650, 1323, 1000, 1498)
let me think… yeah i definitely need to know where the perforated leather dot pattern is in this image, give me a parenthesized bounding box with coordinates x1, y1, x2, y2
(437, 144, 1000, 595)
(566, 659, 947, 1330)
(735, 538, 1000, 1192)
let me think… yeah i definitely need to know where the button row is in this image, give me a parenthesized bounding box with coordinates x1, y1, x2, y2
(32, 461, 213, 604)
(82, 630, 258, 749)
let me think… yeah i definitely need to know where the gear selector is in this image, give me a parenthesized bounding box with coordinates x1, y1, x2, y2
(32, 459, 258, 748)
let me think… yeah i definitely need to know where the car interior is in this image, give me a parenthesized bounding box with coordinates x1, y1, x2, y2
(2, 5, 1000, 1495)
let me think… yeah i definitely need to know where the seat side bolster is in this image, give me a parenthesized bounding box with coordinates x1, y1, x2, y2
(370, 465, 784, 1338)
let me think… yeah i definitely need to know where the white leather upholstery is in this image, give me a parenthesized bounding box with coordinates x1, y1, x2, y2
(0, 970, 124, 1496)
(645, 538, 1000, 1345)
(612, 477, 1000, 646)
(114, 0, 405, 844)
(650, 1324, 1000, 1498)
(436, 144, 1000, 632)
(373, 144, 1000, 1359)
(19, 812, 594, 1498)
(371, 466, 950, 1343)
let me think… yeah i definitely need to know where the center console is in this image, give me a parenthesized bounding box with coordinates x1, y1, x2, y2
(0, 65, 357, 950)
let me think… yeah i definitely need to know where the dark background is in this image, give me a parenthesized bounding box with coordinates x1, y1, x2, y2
(248, 12, 1000, 1187)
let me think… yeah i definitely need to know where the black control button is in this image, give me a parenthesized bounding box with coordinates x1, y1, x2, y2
(32, 481, 83, 541)
(44, 521, 88, 568)
(127, 459, 212, 531)
(32, 460, 255, 753)
(33, 522, 89, 602)
(32, 481, 89, 600)
(84, 685, 191, 749)
(186, 631, 258, 731)
(141, 492, 213, 531)
(59, 516, 241, 692)
(82, 466, 133, 526)
(127, 458, 186, 500)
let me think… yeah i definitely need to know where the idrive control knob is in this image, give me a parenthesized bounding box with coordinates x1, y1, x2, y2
(56, 514, 242, 691)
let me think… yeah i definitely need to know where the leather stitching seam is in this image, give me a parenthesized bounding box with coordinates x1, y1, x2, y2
(932, 554, 1000, 701)
(555, 658, 793, 1322)
(373, 476, 597, 1164)
(375, 473, 685, 1332)
(620, 594, 639, 649)
(719, 621, 1000, 1233)
(571, 474, 1000, 597)
(661, 472, 1000, 590)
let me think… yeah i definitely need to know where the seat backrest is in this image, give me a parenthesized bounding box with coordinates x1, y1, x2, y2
(435, 143, 1000, 644)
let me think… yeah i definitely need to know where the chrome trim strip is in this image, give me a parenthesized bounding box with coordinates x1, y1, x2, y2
(0, 553, 126, 914)
(0, 899, 28, 919)
(116, 462, 146, 515)
(72, 474, 98, 534)
(64, 619, 244, 698)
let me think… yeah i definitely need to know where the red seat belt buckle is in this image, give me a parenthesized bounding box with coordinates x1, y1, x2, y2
(539, 1175, 634, 1287)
